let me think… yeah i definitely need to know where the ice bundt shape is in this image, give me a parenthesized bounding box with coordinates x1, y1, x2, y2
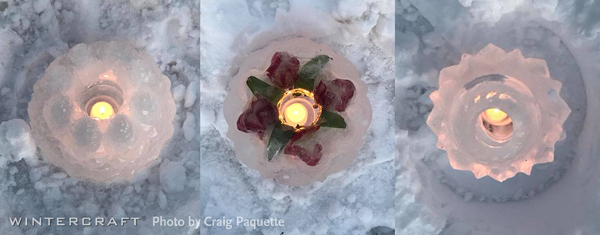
(427, 44, 571, 182)
(28, 41, 176, 182)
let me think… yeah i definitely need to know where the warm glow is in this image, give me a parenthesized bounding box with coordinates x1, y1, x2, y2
(90, 101, 114, 120)
(484, 108, 508, 123)
(284, 103, 308, 126)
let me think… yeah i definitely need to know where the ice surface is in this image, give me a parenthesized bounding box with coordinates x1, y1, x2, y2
(28, 41, 176, 182)
(223, 38, 372, 186)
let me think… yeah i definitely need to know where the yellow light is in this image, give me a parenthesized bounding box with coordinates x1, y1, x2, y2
(484, 108, 508, 123)
(90, 101, 115, 120)
(284, 103, 308, 126)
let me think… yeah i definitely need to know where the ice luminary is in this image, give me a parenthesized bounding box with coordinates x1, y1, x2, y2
(224, 38, 372, 186)
(427, 44, 571, 182)
(28, 41, 176, 182)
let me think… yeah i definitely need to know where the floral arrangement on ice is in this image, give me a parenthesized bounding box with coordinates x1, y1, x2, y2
(236, 52, 355, 166)
(224, 38, 372, 186)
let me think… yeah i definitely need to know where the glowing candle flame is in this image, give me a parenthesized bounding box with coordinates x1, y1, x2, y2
(484, 108, 508, 124)
(90, 101, 114, 120)
(284, 103, 308, 126)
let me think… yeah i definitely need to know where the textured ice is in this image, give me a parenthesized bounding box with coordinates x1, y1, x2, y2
(28, 41, 176, 182)
(223, 38, 372, 186)
(427, 44, 571, 182)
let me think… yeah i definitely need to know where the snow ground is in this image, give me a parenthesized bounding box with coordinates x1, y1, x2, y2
(0, 0, 200, 234)
(396, 0, 600, 234)
(200, 0, 395, 234)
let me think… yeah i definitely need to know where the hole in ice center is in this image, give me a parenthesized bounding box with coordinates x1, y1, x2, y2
(81, 79, 124, 119)
(480, 108, 513, 142)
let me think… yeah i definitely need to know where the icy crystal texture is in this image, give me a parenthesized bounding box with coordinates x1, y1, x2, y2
(28, 41, 176, 182)
(224, 38, 372, 186)
(427, 44, 571, 182)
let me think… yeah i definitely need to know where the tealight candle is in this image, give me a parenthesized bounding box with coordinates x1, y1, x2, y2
(277, 88, 321, 130)
(90, 101, 115, 120)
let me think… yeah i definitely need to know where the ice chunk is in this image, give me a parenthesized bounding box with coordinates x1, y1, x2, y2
(328, 203, 343, 220)
(184, 81, 197, 108)
(356, 207, 373, 224)
(158, 190, 168, 209)
(172, 84, 186, 102)
(0, 119, 38, 166)
(33, 0, 51, 13)
(28, 41, 176, 182)
(182, 112, 196, 141)
(199, 106, 215, 128)
(160, 161, 187, 193)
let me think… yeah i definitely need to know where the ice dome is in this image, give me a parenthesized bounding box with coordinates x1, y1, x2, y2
(28, 41, 176, 182)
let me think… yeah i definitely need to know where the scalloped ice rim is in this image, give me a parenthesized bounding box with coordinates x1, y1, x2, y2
(426, 43, 571, 182)
(28, 41, 176, 183)
(223, 38, 372, 186)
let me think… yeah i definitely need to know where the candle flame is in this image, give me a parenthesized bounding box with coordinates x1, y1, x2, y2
(284, 103, 308, 126)
(484, 108, 508, 123)
(90, 101, 115, 120)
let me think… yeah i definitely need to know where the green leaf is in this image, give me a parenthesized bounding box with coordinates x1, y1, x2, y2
(317, 110, 347, 128)
(295, 55, 331, 91)
(266, 123, 295, 161)
(246, 76, 285, 103)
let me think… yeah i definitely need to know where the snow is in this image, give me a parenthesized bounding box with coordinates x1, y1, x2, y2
(172, 84, 186, 102)
(0, 119, 37, 167)
(184, 81, 197, 108)
(182, 112, 196, 141)
(357, 207, 373, 224)
(160, 160, 187, 193)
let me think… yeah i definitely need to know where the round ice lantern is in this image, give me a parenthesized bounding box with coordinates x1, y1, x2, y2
(427, 44, 571, 182)
(28, 41, 176, 182)
(224, 38, 372, 186)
